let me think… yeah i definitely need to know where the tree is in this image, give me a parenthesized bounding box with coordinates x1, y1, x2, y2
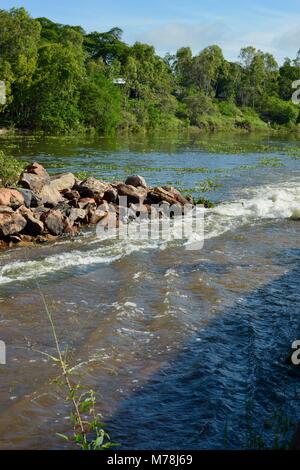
(79, 62, 121, 133)
(0, 7, 41, 125)
(28, 29, 86, 133)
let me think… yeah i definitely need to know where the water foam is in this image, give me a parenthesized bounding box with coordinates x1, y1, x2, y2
(203, 181, 300, 240)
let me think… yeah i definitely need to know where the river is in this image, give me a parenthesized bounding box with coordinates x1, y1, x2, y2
(0, 132, 300, 449)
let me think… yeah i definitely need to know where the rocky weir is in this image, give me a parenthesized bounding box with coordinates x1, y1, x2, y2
(0, 162, 195, 249)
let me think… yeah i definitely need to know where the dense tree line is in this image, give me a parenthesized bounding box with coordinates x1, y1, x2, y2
(0, 7, 299, 134)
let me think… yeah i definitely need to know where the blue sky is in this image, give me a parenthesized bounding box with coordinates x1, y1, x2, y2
(2, 0, 300, 63)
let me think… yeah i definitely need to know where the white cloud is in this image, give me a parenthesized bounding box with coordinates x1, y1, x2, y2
(135, 21, 230, 53)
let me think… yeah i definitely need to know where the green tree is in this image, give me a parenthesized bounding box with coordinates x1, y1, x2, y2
(0, 7, 41, 125)
(79, 62, 121, 133)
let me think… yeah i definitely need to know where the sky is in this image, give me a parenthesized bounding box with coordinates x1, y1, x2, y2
(2, 0, 300, 64)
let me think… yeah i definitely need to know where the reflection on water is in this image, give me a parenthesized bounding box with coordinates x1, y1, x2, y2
(0, 133, 300, 449)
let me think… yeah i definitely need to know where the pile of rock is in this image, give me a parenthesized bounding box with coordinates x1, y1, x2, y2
(0, 162, 193, 249)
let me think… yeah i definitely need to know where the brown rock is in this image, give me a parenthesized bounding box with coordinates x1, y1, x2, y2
(0, 212, 27, 237)
(19, 163, 50, 193)
(39, 185, 64, 208)
(24, 162, 50, 179)
(117, 183, 147, 205)
(41, 210, 64, 236)
(103, 187, 118, 204)
(146, 186, 189, 206)
(20, 208, 44, 236)
(50, 173, 76, 192)
(18, 188, 42, 208)
(0, 206, 13, 214)
(63, 222, 80, 235)
(62, 189, 80, 203)
(67, 208, 87, 226)
(162, 185, 191, 205)
(128, 203, 149, 220)
(78, 198, 96, 209)
(0, 188, 25, 209)
(90, 204, 109, 224)
(125, 175, 147, 189)
(78, 178, 110, 199)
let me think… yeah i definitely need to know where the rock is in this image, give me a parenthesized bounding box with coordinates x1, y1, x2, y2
(20, 208, 44, 236)
(0, 188, 25, 209)
(67, 208, 87, 226)
(39, 185, 64, 208)
(0, 212, 27, 237)
(8, 235, 22, 244)
(103, 188, 118, 204)
(63, 222, 80, 235)
(90, 202, 109, 225)
(78, 178, 110, 199)
(41, 210, 64, 236)
(61, 189, 80, 204)
(117, 183, 147, 205)
(128, 203, 149, 221)
(78, 198, 96, 209)
(50, 173, 76, 192)
(20, 163, 50, 193)
(24, 162, 50, 179)
(96, 211, 118, 230)
(146, 187, 189, 206)
(125, 175, 147, 189)
(162, 185, 191, 205)
(18, 188, 42, 208)
(0, 206, 13, 214)
(19, 172, 48, 193)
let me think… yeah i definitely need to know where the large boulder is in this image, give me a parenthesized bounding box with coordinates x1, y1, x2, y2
(50, 173, 76, 192)
(146, 186, 190, 206)
(162, 185, 191, 205)
(0, 212, 27, 237)
(19, 207, 44, 236)
(0, 206, 13, 214)
(125, 175, 147, 189)
(78, 178, 110, 199)
(78, 198, 96, 209)
(67, 208, 87, 226)
(39, 185, 64, 208)
(18, 188, 42, 208)
(41, 210, 64, 236)
(24, 162, 49, 179)
(61, 189, 80, 205)
(103, 187, 118, 204)
(90, 201, 109, 225)
(0, 188, 24, 209)
(116, 183, 147, 205)
(19, 163, 51, 193)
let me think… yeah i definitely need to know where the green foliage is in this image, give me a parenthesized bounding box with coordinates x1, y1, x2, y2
(0, 150, 24, 186)
(80, 63, 121, 133)
(0, 7, 300, 134)
(260, 96, 299, 125)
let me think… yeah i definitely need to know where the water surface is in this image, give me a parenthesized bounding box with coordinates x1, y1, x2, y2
(0, 132, 300, 449)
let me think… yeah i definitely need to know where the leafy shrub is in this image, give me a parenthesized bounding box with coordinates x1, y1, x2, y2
(260, 97, 299, 125)
(0, 151, 24, 187)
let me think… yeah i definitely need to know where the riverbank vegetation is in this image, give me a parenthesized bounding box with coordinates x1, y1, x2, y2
(0, 7, 300, 135)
